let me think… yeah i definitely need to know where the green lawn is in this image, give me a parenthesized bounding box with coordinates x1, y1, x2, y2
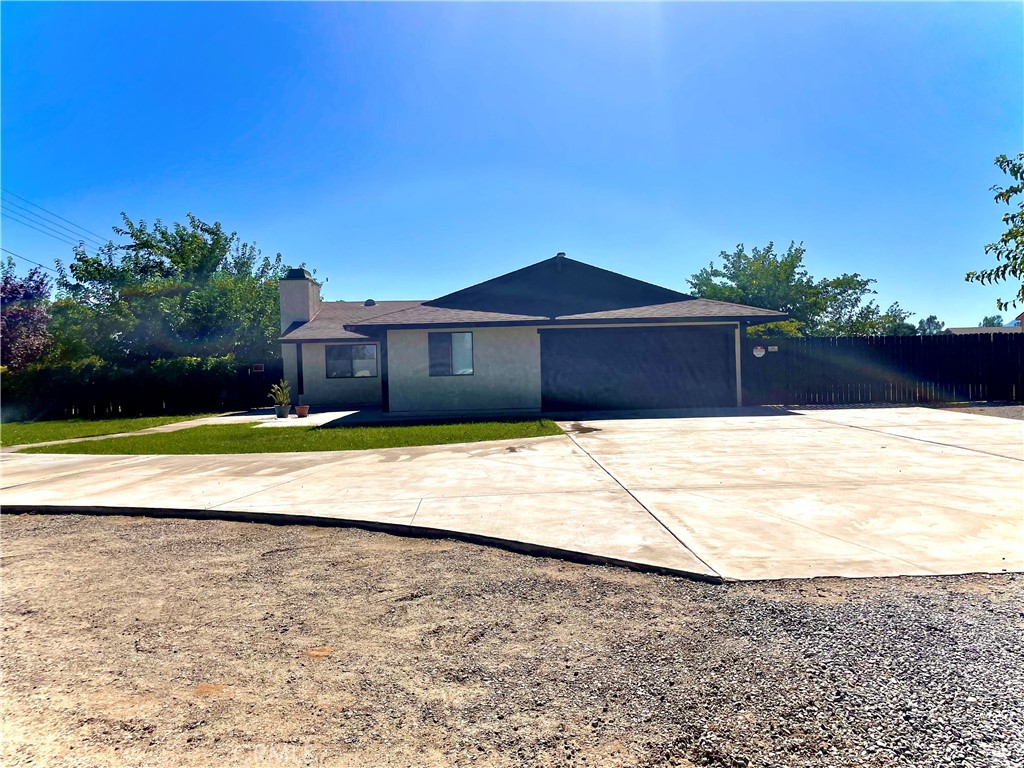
(19, 419, 564, 454)
(0, 415, 215, 447)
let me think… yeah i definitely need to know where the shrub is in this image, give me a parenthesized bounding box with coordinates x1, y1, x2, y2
(0, 355, 282, 421)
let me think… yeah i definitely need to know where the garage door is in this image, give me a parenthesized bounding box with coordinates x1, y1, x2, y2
(540, 326, 737, 411)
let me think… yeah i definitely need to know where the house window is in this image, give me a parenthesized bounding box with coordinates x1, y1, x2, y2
(326, 344, 378, 378)
(428, 332, 473, 376)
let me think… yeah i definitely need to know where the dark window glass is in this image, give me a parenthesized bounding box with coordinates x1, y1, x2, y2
(428, 333, 452, 376)
(326, 344, 377, 378)
(428, 332, 473, 376)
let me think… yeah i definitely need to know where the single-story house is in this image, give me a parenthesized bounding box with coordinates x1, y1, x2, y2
(945, 311, 1024, 334)
(279, 253, 787, 414)
(944, 326, 1022, 335)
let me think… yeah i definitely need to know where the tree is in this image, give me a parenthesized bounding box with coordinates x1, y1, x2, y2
(55, 213, 286, 363)
(916, 315, 945, 335)
(966, 152, 1024, 311)
(1, 257, 52, 371)
(814, 273, 914, 337)
(687, 242, 912, 337)
(688, 242, 822, 336)
(980, 315, 1004, 327)
(877, 311, 917, 336)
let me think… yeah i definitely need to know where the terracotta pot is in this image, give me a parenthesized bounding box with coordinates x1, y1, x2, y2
(295, 405, 310, 418)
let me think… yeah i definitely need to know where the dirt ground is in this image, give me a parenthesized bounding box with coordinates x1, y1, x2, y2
(2, 514, 1021, 768)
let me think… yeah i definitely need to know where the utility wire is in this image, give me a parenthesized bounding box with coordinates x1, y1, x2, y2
(2, 210, 83, 248)
(1, 198, 107, 248)
(1, 204, 98, 249)
(2, 208, 86, 247)
(1, 247, 60, 274)
(0, 188, 108, 241)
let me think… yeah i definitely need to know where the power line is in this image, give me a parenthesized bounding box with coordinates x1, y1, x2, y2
(2, 210, 83, 248)
(1, 198, 107, 248)
(0, 188, 108, 241)
(1, 204, 102, 250)
(0, 247, 60, 274)
(2, 198, 105, 246)
(3, 211, 83, 248)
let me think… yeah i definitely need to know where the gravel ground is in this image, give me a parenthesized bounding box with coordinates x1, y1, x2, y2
(931, 402, 1023, 421)
(2, 513, 1022, 768)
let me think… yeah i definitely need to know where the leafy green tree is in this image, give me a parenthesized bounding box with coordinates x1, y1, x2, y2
(55, 213, 286, 363)
(916, 315, 945, 335)
(814, 273, 914, 337)
(966, 153, 1024, 311)
(688, 242, 820, 336)
(980, 315, 1004, 327)
(688, 242, 912, 337)
(1, 257, 52, 371)
(878, 315, 917, 336)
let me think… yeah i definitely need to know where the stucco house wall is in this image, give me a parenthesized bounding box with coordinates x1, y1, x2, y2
(387, 326, 541, 413)
(281, 343, 298, 399)
(279, 275, 320, 333)
(282, 342, 383, 406)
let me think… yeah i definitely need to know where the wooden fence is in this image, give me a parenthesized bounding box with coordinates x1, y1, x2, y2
(742, 333, 1023, 406)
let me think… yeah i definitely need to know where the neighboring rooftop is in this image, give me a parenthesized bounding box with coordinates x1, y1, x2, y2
(944, 326, 1023, 335)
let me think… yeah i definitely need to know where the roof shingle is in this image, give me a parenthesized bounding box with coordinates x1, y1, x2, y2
(279, 255, 788, 340)
(279, 301, 425, 340)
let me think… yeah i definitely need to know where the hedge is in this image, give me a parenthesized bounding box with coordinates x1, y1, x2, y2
(0, 356, 284, 421)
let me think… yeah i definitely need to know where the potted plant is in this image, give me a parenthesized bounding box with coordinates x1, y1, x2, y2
(269, 379, 292, 419)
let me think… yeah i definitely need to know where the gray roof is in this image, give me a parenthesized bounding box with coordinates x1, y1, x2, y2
(280, 301, 425, 341)
(944, 326, 1023, 335)
(280, 255, 787, 340)
(342, 297, 784, 328)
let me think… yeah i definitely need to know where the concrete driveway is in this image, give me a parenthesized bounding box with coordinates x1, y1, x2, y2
(561, 406, 1022, 579)
(1, 406, 1021, 581)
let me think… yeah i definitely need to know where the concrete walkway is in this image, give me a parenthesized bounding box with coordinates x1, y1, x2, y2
(0, 409, 368, 453)
(1, 407, 1020, 581)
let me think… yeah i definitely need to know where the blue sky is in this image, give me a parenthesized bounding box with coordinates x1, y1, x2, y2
(2, 2, 1021, 326)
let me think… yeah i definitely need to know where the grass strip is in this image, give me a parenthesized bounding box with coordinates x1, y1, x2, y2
(20, 420, 564, 454)
(1, 415, 216, 447)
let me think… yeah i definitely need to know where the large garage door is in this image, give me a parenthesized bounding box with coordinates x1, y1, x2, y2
(540, 326, 736, 411)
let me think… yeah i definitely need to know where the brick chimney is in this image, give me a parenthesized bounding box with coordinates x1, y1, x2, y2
(279, 268, 321, 333)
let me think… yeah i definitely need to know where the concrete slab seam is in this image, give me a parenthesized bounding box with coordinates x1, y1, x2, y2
(0, 474, 656, 507)
(796, 412, 1024, 463)
(205, 464, 354, 511)
(562, 430, 722, 579)
(0, 456, 149, 491)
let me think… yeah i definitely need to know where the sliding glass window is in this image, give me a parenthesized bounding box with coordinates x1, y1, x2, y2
(326, 344, 378, 378)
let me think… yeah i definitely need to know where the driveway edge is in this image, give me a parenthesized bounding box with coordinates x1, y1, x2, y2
(1, 504, 726, 585)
